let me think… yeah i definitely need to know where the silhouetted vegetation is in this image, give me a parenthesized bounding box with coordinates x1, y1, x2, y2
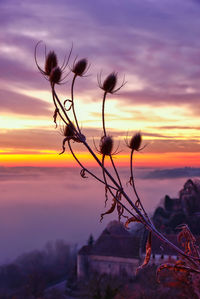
(0, 239, 76, 297)
(77, 266, 199, 299)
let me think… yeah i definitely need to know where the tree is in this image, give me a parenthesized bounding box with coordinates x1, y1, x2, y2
(87, 234, 94, 246)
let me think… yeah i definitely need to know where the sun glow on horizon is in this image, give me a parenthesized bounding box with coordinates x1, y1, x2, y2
(1, 150, 200, 168)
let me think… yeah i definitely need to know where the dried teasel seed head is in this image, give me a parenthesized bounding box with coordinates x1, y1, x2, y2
(45, 51, 58, 76)
(64, 123, 75, 137)
(100, 136, 113, 156)
(129, 133, 142, 151)
(102, 72, 117, 93)
(49, 66, 62, 84)
(72, 58, 88, 76)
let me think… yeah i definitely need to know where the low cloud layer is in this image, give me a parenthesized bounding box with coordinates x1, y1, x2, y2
(0, 166, 191, 263)
(144, 167, 200, 179)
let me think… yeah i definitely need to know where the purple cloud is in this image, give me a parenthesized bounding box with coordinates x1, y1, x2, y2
(1, 0, 200, 135)
(0, 89, 51, 116)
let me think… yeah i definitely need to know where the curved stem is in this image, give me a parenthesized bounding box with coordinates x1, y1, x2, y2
(102, 91, 107, 136)
(83, 141, 146, 217)
(68, 140, 118, 191)
(102, 155, 106, 186)
(102, 156, 137, 219)
(52, 85, 73, 126)
(71, 74, 81, 133)
(52, 89, 68, 126)
(130, 150, 151, 222)
(50, 84, 200, 266)
(87, 143, 200, 264)
(110, 155, 123, 189)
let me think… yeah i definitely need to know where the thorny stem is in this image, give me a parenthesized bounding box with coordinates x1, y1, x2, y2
(68, 140, 118, 191)
(101, 157, 199, 266)
(52, 86, 73, 126)
(102, 91, 107, 136)
(71, 74, 81, 134)
(130, 149, 151, 223)
(110, 155, 123, 189)
(82, 139, 200, 265)
(102, 155, 109, 205)
(52, 88, 68, 126)
(102, 156, 133, 218)
(50, 73, 200, 268)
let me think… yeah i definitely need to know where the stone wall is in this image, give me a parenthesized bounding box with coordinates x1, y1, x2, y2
(77, 254, 139, 279)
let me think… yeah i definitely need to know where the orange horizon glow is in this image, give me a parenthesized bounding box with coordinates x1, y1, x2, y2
(0, 151, 200, 168)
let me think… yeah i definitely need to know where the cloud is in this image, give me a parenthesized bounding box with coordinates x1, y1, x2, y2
(0, 166, 77, 181)
(0, 89, 51, 116)
(154, 126, 200, 130)
(1, 127, 200, 154)
(144, 167, 200, 179)
(0, 128, 61, 150)
(1, 0, 200, 111)
(144, 139, 200, 153)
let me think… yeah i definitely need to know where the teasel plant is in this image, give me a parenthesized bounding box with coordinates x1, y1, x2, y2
(35, 41, 200, 279)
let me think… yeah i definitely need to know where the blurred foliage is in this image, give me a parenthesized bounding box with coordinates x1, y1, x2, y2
(0, 239, 76, 297)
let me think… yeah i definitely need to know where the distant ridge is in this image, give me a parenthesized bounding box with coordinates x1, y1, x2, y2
(144, 167, 200, 179)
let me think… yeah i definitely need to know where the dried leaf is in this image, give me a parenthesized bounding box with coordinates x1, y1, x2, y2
(59, 137, 67, 155)
(100, 199, 116, 222)
(156, 263, 176, 283)
(157, 263, 200, 283)
(64, 99, 72, 111)
(80, 168, 88, 179)
(177, 224, 198, 256)
(125, 216, 141, 229)
(135, 199, 140, 208)
(126, 176, 133, 186)
(104, 186, 108, 207)
(175, 259, 186, 267)
(136, 231, 152, 274)
(53, 108, 59, 128)
(117, 202, 124, 221)
(116, 189, 122, 201)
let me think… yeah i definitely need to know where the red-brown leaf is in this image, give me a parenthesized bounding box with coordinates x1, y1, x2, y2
(125, 216, 141, 229)
(156, 263, 200, 283)
(136, 231, 152, 274)
(100, 199, 116, 222)
(53, 108, 59, 128)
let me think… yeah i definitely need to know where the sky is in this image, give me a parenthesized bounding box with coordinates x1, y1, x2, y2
(1, 0, 200, 168)
(1, 0, 200, 263)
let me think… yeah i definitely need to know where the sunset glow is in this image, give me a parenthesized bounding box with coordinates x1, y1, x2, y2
(1, 151, 200, 168)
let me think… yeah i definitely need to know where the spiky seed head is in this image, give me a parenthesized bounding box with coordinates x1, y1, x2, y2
(64, 123, 75, 137)
(129, 133, 142, 151)
(102, 72, 117, 93)
(100, 136, 113, 156)
(72, 59, 88, 76)
(49, 67, 62, 84)
(45, 51, 58, 75)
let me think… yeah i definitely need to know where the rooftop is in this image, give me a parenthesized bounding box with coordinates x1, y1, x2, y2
(79, 220, 140, 259)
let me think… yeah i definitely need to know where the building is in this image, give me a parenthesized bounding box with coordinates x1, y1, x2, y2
(77, 221, 141, 279)
(78, 179, 200, 279)
(141, 233, 179, 265)
(78, 222, 200, 279)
